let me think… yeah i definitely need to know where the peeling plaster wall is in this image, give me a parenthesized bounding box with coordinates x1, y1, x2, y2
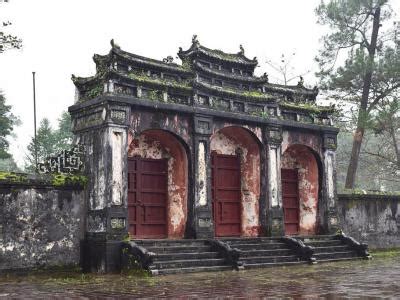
(338, 195, 400, 249)
(0, 186, 84, 271)
(282, 130, 321, 156)
(210, 127, 261, 237)
(128, 130, 188, 238)
(282, 145, 319, 235)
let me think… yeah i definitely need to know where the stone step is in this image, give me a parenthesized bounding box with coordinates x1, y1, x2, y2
(220, 237, 281, 244)
(226, 242, 290, 250)
(154, 265, 233, 275)
(154, 251, 220, 261)
(145, 245, 211, 253)
(153, 258, 226, 269)
(295, 235, 337, 240)
(314, 251, 358, 260)
(303, 240, 344, 247)
(316, 257, 364, 263)
(134, 239, 206, 248)
(239, 249, 293, 257)
(244, 261, 308, 269)
(241, 255, 300, 264)
(313, 245, 351, 254)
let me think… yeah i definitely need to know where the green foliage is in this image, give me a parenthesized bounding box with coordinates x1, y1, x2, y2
(0, 3, 22, 54)
(25, 111, 73, 172)
(128, 71, 192, 91)
(0, 91, 18, 159)
(51, 174, 88, 186)
(84, 85, 103, 100)
(0, 171, 27, 183)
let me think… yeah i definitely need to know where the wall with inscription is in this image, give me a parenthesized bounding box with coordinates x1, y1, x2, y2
(0, 181, 84, 271)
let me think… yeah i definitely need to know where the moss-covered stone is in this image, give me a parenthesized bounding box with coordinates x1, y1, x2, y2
(0, 172, 28, 183)
(51, 174, 88, 187)
(128, 72, 192, 91)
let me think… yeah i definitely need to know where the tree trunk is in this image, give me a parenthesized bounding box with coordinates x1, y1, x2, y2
(344, 5, 381, 189)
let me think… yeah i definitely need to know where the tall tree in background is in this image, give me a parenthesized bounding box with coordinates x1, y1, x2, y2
(0, 91, 18, 159)
(0, 1, 22, 53)
(25, 111, 73, 172)
(315, 0, 400, 188)
(54, 111, 73, 152)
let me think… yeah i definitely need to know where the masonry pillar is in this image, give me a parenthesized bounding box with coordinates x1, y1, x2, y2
(70, 101, 130, 272)
(322, 132, 340, 234)
(192, 114, 214, 238)
(264, 125, 284, 236)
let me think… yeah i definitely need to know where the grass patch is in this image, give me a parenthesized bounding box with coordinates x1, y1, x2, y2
(370, 248, 400, 258)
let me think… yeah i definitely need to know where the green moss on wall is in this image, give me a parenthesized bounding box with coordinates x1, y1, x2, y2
(51, 174, 88, 187)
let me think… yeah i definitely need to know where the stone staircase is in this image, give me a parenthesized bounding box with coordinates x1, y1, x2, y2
(121, 233, 370, 275)
(295, 235, 369, 263)
(133, 239, 232, 275)
(221, 237, 306, 269)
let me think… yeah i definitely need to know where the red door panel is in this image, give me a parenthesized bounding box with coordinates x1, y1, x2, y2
(281, 168, 300, 235)
(212, 152, 241, 237)
(128, 157, 168, 238)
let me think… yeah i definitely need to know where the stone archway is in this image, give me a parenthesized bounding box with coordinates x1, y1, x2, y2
(127, 129, 188, 239)
(281, 144, 320, 235)
(210, 126, 261, 237)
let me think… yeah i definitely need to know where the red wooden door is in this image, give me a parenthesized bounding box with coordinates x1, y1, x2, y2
(128, 157, 168, 238)
(212, 152, 241, 237)
(281, 168, 300, 235)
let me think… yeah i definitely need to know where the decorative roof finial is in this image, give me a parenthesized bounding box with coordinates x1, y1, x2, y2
(163, 56, 174, 64)
(297, 76, 304, 87)
(262, 72, 269, 83)
(192, 34, 199, 45)
(110, 39, 120, 49)
(239, 44, 245, 55)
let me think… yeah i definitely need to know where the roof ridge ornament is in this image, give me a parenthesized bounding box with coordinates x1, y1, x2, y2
(297, 76, 304, 87)
(110, 39, 120, 49)
(192, 34, 200, 48)
(261, 72, 269, 83)
(239, 44, 245, 55)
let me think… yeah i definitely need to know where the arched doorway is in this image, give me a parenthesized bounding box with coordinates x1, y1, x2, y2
(210, 126, 261, 237)
(281, 144, 320, 235)
(127, 129, 188, 239)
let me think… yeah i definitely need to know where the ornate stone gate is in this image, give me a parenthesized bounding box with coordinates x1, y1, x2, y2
(69, 37, 339, 272)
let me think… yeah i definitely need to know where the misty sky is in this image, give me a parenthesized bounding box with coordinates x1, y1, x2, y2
(0, 0, 399, 167)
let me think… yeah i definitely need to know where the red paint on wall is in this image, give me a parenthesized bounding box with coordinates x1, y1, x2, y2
(282, 144, 319, 235)
(211, 126, 261, 237)
(128, 129, 188, 239)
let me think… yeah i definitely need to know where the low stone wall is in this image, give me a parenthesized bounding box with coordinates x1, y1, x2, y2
(338, 193, 400, 249)
(0, 177, 85, 272)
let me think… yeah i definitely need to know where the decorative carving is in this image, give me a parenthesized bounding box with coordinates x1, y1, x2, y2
(297, 76, 304, 87)
(38, 144, 85, 174)
(111, 110, 126, 124)
(162, 56, 174, 64)
(239, 44, 245, 55)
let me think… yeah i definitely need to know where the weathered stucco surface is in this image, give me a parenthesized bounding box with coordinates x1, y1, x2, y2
(282, 144, 319, 235)
(210, 126, 261, 237)
(338, 195, 400, 249)
(128, 129, 188, 238)
(0, 186, 84, 270)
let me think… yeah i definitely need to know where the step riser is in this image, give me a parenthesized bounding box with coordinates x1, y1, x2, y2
(229, 243, 290, 250)
(155, 252, 220, 261)
(314, 252, 357, 260)
(135, 242, 207, 248)
(241, 256, 300, 264)
(305, 241, 343, 247)
(313, 246, 351, 254)
(240, 250, 293, 257)
(145, 246, 211, 254)
(156, 266, 232, 275)
(154, 259, 226, 269)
